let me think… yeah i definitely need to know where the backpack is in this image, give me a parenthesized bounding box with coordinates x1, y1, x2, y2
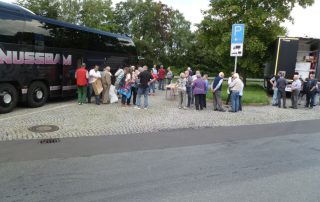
(118, 75, 126, 88)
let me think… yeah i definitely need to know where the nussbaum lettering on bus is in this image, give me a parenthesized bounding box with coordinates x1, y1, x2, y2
(0, 48, 72, 65)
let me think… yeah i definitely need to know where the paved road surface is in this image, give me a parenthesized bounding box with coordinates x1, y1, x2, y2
(1, 120, 320, 201)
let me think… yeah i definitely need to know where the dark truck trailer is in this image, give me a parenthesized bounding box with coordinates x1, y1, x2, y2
(0, 1, 137, 113)
(264, 37, 320, 92)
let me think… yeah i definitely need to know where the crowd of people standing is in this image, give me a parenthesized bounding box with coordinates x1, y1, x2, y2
(270, 72, 319, 109)
(130, 65, 245, 112)
(75, 63, 245, 112)
(75, 64, 165, 109)
(174, 70, 244, 112)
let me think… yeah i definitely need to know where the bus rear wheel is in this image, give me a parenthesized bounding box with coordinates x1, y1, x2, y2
(27, 81, 48, 108)
(0, 83, 18, 114)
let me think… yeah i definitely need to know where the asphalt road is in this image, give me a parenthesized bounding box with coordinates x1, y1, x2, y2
(1, 120, 320, 202)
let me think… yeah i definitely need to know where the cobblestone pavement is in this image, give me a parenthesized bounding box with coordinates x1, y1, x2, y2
(1, 90, 320, 141)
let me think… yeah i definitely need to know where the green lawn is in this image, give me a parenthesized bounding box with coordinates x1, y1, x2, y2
(207, 83, 269, 105)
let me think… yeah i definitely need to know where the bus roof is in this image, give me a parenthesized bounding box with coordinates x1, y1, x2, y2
(0, 1, 34, 15)
(0, 1, 132, 41)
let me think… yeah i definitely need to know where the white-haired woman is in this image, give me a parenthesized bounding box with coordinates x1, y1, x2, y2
(192, 72, 206, 110)
(175, 72, 187, 109)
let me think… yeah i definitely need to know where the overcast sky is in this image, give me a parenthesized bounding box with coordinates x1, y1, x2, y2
(1, 0, 320, 38)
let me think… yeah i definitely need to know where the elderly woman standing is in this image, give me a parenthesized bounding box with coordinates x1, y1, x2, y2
(166, 67, 174, 85)
(192, 71, 206, 110)
(175, 72, 187, 109)
(101, 66, 112, 104)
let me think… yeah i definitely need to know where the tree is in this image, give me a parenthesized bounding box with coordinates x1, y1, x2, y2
(197, 0, 314, 78)
(17, 0, 60, 19)
(17, 0, 195, 69)
(17, 0, 115, 32)
(80, 0, 114, 31)
(113, 0, 193, 68)
(59, 0, 81, 24)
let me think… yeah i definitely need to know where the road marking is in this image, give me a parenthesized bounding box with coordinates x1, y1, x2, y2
(0, 103, 74, 122)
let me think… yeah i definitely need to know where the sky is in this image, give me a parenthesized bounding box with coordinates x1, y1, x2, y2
(1, 0, 320, 38)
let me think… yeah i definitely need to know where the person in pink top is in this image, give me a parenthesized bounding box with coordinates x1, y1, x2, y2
(149, 70, 158, 95)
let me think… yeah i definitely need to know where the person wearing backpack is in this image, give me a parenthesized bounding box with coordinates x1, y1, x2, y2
(115, 67, 124, 90)
(118, 67, 133, 106)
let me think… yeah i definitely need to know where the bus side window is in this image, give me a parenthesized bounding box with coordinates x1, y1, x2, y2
(101, 35, 116, 52)
(61, 26, 80, 50)
(79, 31, 89, 50)
(34, 34, 44, 51)
(0, 10, 24, 44)
(24, 18, 48, 48)
(40, 21, 58, 48)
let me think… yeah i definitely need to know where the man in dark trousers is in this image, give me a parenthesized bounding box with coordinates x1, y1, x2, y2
(276, 72, 287, 108)
(211, 72, 226, 112)
(75, 63, 89, 105)
(305, 74, 317, 109)
(135, 65, 154, 109)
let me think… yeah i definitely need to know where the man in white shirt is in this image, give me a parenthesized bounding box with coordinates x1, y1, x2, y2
(88, 65, 101, 104)
(291, 74, 301, 109)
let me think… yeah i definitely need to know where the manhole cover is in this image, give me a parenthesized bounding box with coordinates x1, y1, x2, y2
(39, 138, 61, 144)
(28, 125, 59, 133)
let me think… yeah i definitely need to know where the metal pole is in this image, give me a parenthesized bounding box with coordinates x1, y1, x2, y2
(234, 56, 238, 73)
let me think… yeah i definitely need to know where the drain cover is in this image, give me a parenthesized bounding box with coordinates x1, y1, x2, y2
(28, 125, 59, 133)
(39, 138, 61, 144)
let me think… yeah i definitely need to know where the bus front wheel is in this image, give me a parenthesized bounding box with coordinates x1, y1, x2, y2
(0, 83, 18, 114)
(27, 81, 48, 108)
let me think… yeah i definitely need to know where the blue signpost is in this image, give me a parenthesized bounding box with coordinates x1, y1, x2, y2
(230, 24, 245, 73)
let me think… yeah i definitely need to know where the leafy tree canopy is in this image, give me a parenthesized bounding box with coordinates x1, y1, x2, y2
(113, 0, 193, 68)
(18, 0, 114, 31)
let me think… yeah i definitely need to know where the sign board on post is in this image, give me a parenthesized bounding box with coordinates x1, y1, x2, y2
(230, 24, 245, 57)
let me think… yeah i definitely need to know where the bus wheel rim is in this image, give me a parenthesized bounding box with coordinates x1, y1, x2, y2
(36, 90, 43, 100)
(3, 92, 12, 104)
